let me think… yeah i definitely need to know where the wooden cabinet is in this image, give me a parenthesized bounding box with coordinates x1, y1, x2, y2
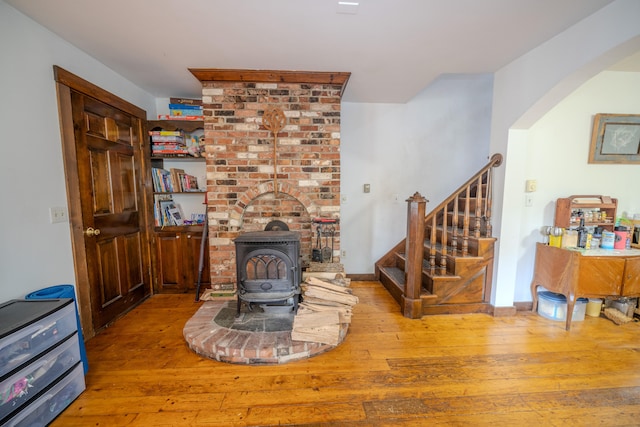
(530, 243, 640, 330)
(554, 195, 617, 231)
(146, 120, 208, 294)
(156, 227, 210, 293)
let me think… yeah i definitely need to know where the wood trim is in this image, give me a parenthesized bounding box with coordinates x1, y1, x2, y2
(493, 305, 517, 317)
(514, 301, 534, 312)
(53, 66, 146, 119)
(346, 273, 377, 281)
(55, 81, 95, 339)
(189, 68, 351, 97)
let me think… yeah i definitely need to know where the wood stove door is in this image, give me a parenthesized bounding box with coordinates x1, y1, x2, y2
(238, 249, 296, 299)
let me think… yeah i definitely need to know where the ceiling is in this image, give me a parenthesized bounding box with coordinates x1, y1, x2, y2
(7, 0, 637, 103)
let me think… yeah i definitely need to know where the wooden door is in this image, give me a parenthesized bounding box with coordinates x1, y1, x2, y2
(55, 67, 152, 337)
(73, 93, 150, 328)
(156, 232, 184, 291)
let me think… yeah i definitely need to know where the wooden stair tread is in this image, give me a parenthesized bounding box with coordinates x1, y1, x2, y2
(378, 266, 438, 303)
(378, 265, 405, 285)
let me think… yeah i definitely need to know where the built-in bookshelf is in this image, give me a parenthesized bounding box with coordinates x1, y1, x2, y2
(148, 119, 205, 228)
(147, 117, 210, 293)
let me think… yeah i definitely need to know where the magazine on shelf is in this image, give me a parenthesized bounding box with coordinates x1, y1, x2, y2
(167, 206, 184, 226)
(153, 194, 173, 226)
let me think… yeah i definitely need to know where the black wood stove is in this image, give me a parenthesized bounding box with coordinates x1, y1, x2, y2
(234, 230, 301, 315)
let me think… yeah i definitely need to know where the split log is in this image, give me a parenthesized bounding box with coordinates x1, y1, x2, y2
(302, 286, 359, 306)
(291, 311, 341, 345)
(305, 276, 353, 294)
(291, 275, 357, 344)
(299, 302, 352, 323)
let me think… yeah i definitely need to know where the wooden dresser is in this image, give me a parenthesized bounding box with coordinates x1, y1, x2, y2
(530, 243, 640, 330)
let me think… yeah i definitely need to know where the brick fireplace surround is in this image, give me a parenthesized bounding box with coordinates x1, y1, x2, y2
(190, 69, 351, 292)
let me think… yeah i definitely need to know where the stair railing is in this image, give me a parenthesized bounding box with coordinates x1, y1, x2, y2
(413, 154, 503, 275)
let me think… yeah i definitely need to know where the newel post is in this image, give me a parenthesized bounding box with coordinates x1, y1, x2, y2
(403, 192, 427, 319)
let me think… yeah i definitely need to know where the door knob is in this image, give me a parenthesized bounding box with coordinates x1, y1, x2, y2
(84, 227, 101, 237)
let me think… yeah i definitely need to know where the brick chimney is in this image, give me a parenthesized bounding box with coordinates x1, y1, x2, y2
(190, 69, 350, 292)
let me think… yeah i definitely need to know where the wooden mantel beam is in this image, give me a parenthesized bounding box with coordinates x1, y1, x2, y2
(189, 68, 351, 97)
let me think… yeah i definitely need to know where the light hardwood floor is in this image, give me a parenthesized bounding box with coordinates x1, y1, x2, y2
(52, 281, 640, 426)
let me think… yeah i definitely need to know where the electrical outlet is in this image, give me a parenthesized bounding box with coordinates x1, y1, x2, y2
(49, 206, 68, 224)
(341, 194, 348, 204)
(341, 250, 347, 258)
(363, 184, 370, 193)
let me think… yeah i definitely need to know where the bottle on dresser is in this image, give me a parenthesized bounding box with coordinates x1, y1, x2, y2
(577, 216, 589, 248)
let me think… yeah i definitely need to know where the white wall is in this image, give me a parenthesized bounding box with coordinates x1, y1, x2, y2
(511, 70, 640, 301)
(341, 74, 493, 274)
(0, 1, 156, 303)
(491, 0, 640, 307)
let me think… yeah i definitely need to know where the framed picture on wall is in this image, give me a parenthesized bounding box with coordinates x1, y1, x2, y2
(588, 113, 640, 164)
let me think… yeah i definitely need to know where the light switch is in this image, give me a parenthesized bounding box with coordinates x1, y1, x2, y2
(525, 194, 534, 207)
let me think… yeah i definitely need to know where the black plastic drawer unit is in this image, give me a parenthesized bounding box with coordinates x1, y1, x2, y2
(0, 299, 85, 425)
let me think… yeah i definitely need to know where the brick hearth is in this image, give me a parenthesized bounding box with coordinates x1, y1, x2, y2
(183, 300, 347, 365)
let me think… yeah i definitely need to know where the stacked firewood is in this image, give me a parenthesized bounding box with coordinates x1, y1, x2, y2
(291, 277, 358, 346)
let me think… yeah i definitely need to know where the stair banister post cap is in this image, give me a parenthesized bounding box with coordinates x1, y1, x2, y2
(406, 192, 428, 203)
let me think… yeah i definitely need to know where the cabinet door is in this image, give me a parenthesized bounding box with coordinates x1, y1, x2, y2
(577, 256, 625, 295)
(186, 232, 210, 290)
(622, 257, 640, 296)
(156, 232, 185, 292)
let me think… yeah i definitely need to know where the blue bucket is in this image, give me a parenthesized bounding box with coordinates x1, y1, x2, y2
(25, 285, 88, 374)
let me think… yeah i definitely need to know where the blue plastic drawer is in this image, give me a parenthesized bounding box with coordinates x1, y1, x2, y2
(0, 333, 81, 420)
(3, 362, 85, 427)
(0, 300, 76, 378)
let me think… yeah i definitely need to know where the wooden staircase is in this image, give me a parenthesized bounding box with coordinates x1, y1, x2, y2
(375, 154, 503, 318)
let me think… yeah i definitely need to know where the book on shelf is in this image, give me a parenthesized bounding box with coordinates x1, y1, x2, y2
(178, 172, 200, 192)
(157, 114, 203, 121)
(153, 194, 205, 227)
(153, 194, 172, 226)
(151, 143, 190, 156)
(169, 103, 202, 111)
(151, 167, 173, 192)
(169, 103, 202, 113)
(164, 100, 203, 118)
(170, 109, 203, 117)
(185, 174, 200, 191)
(152, 150, 190, 156)
(170, 97, 202, 106)
(149, 130, 183, 137)
(149, 134, 184, 143)
(153, 196, 186, 227)
(169, 168, 185, 192)
(191, 213, 206, 224)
